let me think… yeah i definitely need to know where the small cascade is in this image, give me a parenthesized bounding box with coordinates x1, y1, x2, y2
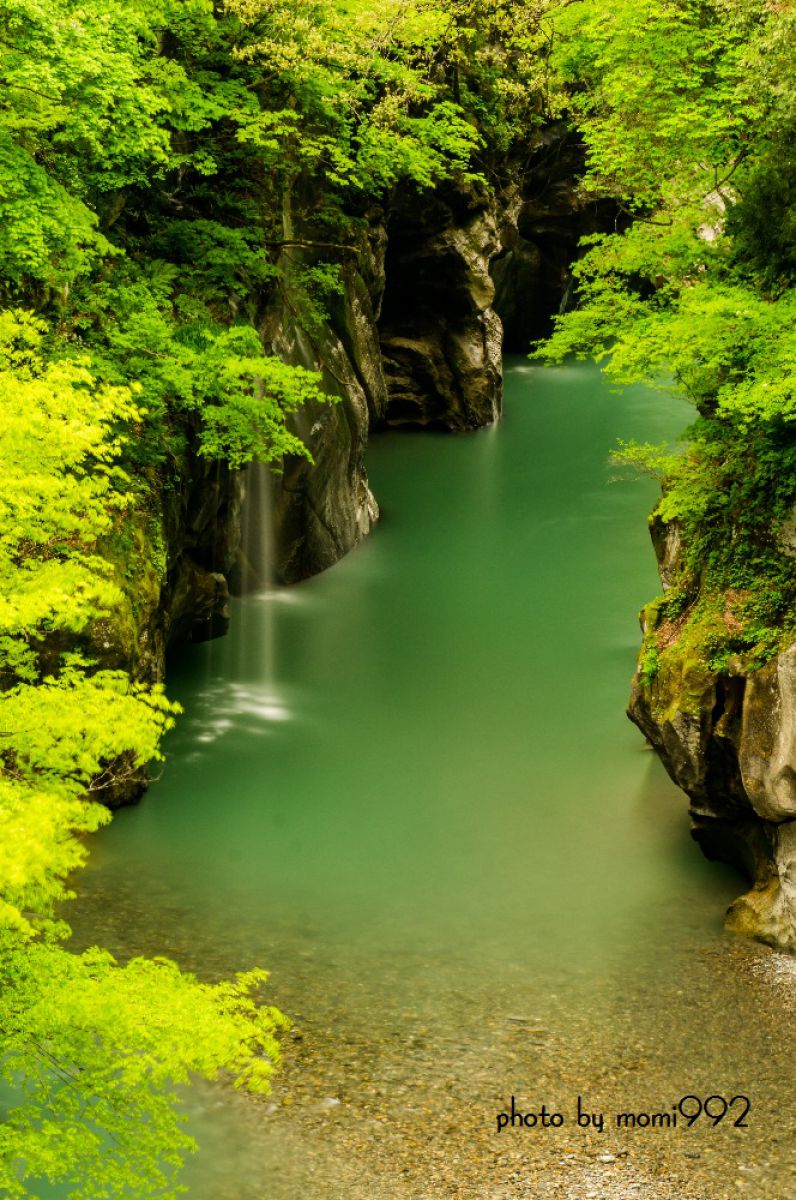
(558, 271, 574, 315)
(236, 458, 275, 594)
(233, 459, 291, 722)
(200, 458, 223, 690)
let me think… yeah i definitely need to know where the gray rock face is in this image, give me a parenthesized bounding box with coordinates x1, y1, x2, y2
(259, 222, 386, 584)
(85, 452, 241, 806)
(251, 179, 522, 583)
(378, 181, 503, 430)
(740, 646, 796, 823)
(649, 513, 685, 593)
(628, 527, 796, 953)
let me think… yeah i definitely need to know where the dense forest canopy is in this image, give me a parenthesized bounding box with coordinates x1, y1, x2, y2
(542, 0, 796, 673)
(0, 0, 794, 1195)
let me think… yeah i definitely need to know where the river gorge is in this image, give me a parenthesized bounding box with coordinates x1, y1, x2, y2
(64, 360, 796, 1200)
(4, 8, 795, 1198)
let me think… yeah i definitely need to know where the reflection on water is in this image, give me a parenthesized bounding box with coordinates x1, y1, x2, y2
(185, 681, 294, 746)
(67, 360, 796, 1199)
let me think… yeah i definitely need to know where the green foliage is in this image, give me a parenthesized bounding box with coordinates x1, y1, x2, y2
(0, 778, 109, 938)
(0, 401, 288, 1199)
(640, 642, 660, 686)
(0, 0, 335, 468)
(0, 294, 290, 1199)
(547, 0, 764, 210)
(0, 311, 135, 673)
(727, 150, 796, 295)
(0, 1, 564, 1194)
(228, 0, 486, 195)
(538, 0, 796, 674)
(0, 941, 288, 1200)
(1, 669, 176, 798)
(0, 136, 109, 292)
(72, 279, 329, 471)
(0, 174, 294, 1200)
(194, 328, 325, 468)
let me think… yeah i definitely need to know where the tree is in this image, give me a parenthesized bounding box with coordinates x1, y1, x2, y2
(538, 0, 796, 668)
(0, 305, 289, 1198)
(0, 2, 563, 1193)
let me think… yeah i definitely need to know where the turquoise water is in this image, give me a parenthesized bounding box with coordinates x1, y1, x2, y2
(66, 361, 795, 1199)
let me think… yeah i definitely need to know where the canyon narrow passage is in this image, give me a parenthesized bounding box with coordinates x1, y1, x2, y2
(69, 361, 796, 1200)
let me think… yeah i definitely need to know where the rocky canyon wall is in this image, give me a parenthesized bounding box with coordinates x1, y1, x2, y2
(492, 128, 616, 350)
(109, 139, 796, 957)
(629, 518, 796, 953)
(378, 181, 503, 431)
(154, 133, 612, 638)
(252, 130, 607, 585)
(258, 178, 510, 584)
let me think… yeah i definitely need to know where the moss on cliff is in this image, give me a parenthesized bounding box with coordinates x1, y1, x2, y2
(93, 507, 168, 677)
(639, 582, 796, 725)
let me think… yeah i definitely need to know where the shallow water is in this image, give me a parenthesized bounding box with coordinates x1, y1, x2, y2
(69, 360, 796, 1199)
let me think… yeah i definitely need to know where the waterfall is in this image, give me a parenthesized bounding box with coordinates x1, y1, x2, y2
(236, 458, 275, 594)
(233, 459, 284, 717)
(558, 272, 574, 316)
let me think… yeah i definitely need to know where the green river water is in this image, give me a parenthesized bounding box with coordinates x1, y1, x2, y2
(68, 360, 796, 1200)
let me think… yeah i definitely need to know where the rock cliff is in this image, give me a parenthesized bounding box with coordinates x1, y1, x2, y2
(251, 143, 607, 584)
(86, 452, 240, 692)
(257, 218, 386, 585)
(255, 178, 513, 584)
(628, 519, 796, 953)
(378, 180, 503, 431)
